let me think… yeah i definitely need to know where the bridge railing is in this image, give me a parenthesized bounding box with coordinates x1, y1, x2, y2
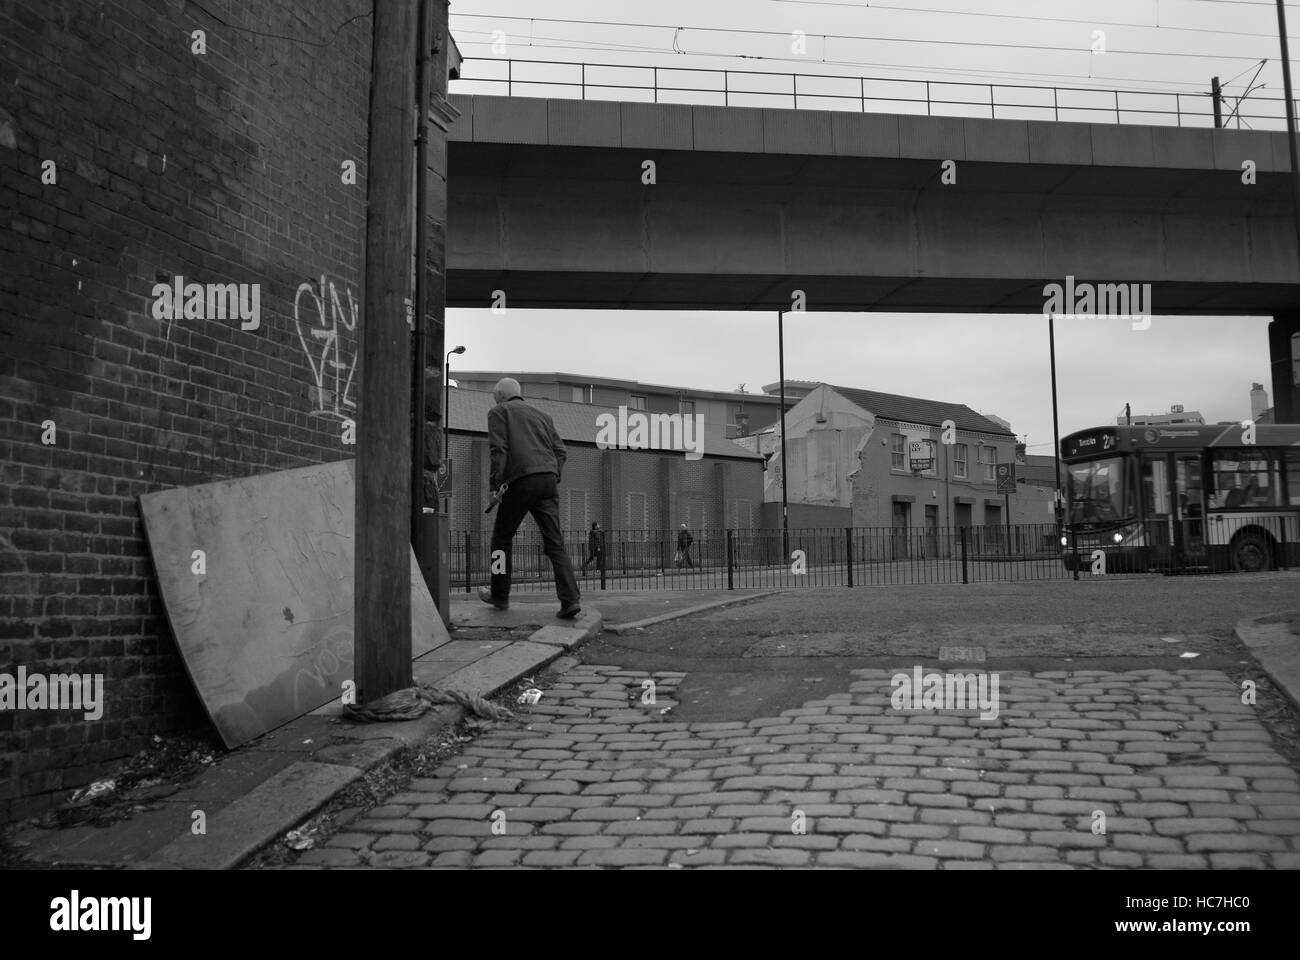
(451, 57, 1293, 130)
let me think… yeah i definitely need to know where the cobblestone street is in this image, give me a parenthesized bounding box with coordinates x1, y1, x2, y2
(286, 661, 1300, 869)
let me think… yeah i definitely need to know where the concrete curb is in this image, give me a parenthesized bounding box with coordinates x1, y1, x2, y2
(604, 590, 785, 634)
(138, 609, 605, 870)
(1234, 611, 1300, 711)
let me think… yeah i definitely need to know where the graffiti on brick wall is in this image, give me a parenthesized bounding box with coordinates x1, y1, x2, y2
(293, 274, 358, 419)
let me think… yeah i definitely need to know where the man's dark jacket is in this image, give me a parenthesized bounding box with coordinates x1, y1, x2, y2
(488, 396, 566, 489)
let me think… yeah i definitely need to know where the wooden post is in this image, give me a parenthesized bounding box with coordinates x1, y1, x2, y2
(356, 0, 419, 702)
(411, 0, 433, 582)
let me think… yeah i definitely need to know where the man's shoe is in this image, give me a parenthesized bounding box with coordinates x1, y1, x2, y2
(478, 586, 508, 611)
(557, 602, 581, 619)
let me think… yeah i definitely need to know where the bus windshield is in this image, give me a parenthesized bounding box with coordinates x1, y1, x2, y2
(1067, 457, 1129, 525)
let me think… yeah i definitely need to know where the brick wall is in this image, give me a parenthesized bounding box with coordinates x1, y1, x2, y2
(0, 0, 372, 821)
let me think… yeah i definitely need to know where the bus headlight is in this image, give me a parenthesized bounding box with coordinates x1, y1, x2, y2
(1060, 536, 1068, 546)
(1112, 532, 1123, 543)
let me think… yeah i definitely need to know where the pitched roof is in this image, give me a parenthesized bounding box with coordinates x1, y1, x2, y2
(446, 389, 763, 460)
(826, 385, 1015, 436)
(1019, 454, 1059, 485)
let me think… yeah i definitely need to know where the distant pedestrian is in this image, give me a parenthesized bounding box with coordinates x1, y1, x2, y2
(582, 521, 604, 573)
(478, 378, 581, 618)
(674, 522, 694, 568)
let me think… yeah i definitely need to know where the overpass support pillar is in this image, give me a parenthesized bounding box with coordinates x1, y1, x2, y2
(1269, 314, 1300, 424)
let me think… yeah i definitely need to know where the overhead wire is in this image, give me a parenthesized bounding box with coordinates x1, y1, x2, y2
(764, 0, 1300, 44)
(450, 12, 1281, 63)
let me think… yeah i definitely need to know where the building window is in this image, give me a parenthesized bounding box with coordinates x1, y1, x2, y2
(629, 394, 646, 410)
(954, 443, 968, 479)
(733, 498, 753, 531)
(571, 386, 585, 403)
(688, 500, 705, 536)
(627, 492, 648, 541)
(982, 445, 997, 482)
(564, 489, 589, 531)
(890, 434, 906, 471)
(727, 403, 746, 437)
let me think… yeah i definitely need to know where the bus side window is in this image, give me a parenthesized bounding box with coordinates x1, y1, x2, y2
(1288, 451, 1300, 506)
(1213, 450, 1282, 508)
(1248, 455, 1281, 507)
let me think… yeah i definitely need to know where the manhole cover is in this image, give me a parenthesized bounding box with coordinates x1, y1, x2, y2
(938, 646, 986, 662)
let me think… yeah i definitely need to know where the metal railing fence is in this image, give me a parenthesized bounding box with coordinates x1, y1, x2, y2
(454, 516, 1297, 593)
(452, 57, 1296, 130)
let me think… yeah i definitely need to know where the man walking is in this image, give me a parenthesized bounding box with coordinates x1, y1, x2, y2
(581, 521, 604, 574)
(675, 522, 694, 568)
(479, 378, 581, 618)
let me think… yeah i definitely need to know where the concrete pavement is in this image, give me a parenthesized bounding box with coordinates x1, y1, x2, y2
(1236, 612, 1300, 711)
(5, 592, 611, 869)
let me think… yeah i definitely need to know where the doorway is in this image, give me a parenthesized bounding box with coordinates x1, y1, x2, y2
(891, 501, 910, 560)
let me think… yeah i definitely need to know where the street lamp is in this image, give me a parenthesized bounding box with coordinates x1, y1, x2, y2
(444, 346, 466, 493)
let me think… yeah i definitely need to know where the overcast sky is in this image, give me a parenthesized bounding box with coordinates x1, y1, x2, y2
(445, 0, 1288, 451)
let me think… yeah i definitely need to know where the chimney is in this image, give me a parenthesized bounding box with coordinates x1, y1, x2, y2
(1250, 382, 1268, 420)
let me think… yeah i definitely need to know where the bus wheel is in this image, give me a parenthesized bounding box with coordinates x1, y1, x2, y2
(1231, 533, 1273, 573)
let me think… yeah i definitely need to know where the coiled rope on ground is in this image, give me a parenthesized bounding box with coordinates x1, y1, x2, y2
(342, 683, 516, 723)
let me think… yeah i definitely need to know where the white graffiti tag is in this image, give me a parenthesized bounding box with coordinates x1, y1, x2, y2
(294, 274, 358, 418)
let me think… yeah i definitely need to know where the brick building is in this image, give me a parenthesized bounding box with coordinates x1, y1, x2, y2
(737, 383, 1059, 551)
(0, 0, 391, 821)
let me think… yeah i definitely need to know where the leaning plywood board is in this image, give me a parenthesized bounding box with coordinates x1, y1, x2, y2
(139, 459, 450, 749)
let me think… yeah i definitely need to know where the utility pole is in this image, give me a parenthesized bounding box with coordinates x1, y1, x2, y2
(356, 0, 419, 702)
(1277, 0, 1300, 267)
(1211, 76, 1223, 128)
(778, 312, 789, 560)
(1049, 312, 1063, 535)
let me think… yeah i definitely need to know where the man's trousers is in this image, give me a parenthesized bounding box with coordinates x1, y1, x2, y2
(489, 472, 580, 605)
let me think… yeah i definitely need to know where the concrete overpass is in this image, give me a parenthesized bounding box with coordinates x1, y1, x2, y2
(444, 94, 1300, 420)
